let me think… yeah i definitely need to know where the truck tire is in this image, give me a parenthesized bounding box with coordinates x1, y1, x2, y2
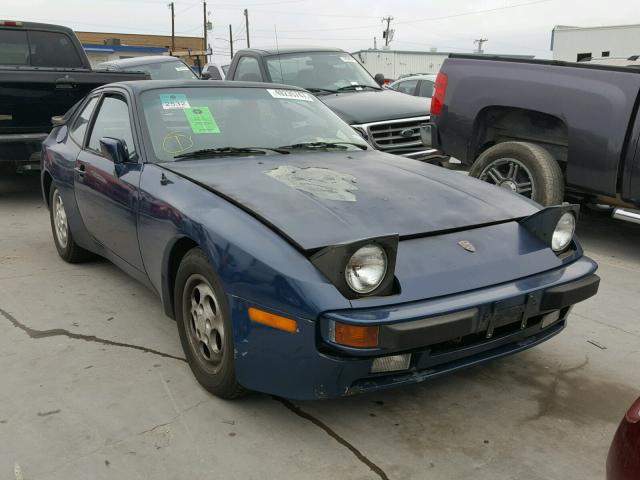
(469, 142, 564, 206)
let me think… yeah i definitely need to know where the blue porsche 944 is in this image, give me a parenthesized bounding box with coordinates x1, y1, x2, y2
(41, 81, 600, 400)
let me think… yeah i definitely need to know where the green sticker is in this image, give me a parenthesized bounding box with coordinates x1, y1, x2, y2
(183, 106, 220, 134)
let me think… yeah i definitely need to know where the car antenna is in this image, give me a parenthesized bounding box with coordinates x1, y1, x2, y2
(274, 24, 283, 82)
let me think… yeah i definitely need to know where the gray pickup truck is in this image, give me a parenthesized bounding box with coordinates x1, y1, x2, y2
(226, 47, 435, 160)
(424, 55, 640, 223)
(0, 20, 147, 170)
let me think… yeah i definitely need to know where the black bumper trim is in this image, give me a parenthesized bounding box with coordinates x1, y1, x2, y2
(379, 308, 479, 350)
(540, 274, 600, 311)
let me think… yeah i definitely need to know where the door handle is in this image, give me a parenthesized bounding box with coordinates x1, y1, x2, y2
(74, 164, 86, 177)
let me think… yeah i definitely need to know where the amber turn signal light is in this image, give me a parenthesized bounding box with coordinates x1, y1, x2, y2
(333, 322, 379, 348)
(248, 307, 298, 333)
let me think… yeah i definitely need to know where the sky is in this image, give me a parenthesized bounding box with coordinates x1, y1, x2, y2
(3, 0, 639, 64)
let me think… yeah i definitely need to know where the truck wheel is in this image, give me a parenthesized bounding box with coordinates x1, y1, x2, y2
(469, 142, 564, 206)
(174, 248, 245, 400)
(49, 185, 91, 263)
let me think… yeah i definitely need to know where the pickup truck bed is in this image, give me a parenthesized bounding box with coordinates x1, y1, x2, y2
(0, 21, 148, 168)
(428, 55, 640, 208)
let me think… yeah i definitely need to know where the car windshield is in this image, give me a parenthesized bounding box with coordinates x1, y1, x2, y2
(140, 87, 369, 162)
(265, 52, 380, 92)
(134, 60, 197, 80)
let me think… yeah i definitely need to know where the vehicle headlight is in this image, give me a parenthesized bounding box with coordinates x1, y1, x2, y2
(345, 244, 388, 294)
(552, 211, 576, 252)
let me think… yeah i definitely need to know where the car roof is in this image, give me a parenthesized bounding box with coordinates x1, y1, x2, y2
(392, 74, 437, 83)
(99, 56, 184, 68)
(0, 21, 74, 35)
(98, 79, 308, 94)
(235, 46, 345, 56)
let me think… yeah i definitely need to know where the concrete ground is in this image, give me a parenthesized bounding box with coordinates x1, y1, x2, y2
(0, 171, 638, 480)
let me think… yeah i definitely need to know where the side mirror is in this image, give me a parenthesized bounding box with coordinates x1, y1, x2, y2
(200, 72, 211, 80)
(51, 115, 65, 127)
(99, 137, 129, 164)
(374, 73, 385, 86)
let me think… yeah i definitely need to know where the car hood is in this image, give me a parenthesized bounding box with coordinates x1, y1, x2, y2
(317, 89, 429, 124)
(161, 151, 539, 251)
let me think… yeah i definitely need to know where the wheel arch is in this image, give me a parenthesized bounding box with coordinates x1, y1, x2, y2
(162, 236, 200, 319)
(470, 106, 568, 165)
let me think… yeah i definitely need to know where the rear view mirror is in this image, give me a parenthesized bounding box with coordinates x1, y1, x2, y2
(374, 73, 385, 86)
(99, 137, 129, 164)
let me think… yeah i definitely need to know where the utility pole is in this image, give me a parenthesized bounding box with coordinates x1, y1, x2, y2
(474, 38, 488, 54)
(382, 16, 393, 47)
(229, 24, 234, 59)
(169, 2, 175, 51)
(203, 2, 207, 52)
(244, 9, 250, 48)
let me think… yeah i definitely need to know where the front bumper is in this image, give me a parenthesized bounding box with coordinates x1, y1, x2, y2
(232, 257, 599, 400)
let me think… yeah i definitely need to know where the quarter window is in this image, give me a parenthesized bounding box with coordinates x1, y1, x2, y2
(234, 56, 263, 82)
(88, 96, 137, 161)
(70, 97, 99, 145)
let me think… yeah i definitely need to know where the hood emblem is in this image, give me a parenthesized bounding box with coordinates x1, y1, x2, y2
(400, 128, 415, 138)
(458, 240, 476, 253)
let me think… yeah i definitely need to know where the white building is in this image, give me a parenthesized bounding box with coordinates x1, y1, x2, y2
(353, 49, 535, 79)
(551, 24, 640, 62)
(353, 49, 449, 79)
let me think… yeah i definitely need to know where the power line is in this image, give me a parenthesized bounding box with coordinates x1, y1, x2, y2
(256, 0, 552, 33)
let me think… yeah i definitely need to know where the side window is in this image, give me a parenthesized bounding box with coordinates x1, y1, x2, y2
(28, 31, 84, 68)
(0, 29, 29, 65)
(234, 56, 263, 82)
(88, 95, 137, 161)
(395, 79, 418, 95)
(69, 97, 99, 145)
(418, 80, 435, 98)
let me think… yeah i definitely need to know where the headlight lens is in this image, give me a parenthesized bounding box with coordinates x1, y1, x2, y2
(552, 212, 576, 252)
(345, 244, 387, 294)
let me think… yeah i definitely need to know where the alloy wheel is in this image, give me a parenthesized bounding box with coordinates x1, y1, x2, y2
(478, 158, 536, 198)
(53, 190, 69, 248)
(183, 274, 225, 373)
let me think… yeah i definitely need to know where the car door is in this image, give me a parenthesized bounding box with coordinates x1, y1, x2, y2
(74, 91, 144, 270)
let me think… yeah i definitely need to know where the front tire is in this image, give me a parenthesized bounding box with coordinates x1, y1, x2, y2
(174, 248, 244, 399)
(469, 142, 564, 206)
(49, 185, 91, 263)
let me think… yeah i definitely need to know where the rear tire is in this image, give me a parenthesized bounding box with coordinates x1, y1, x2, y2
(469, 142, 564, 206)
(174, 248, 245, 399)
(49, 185, 91, 263)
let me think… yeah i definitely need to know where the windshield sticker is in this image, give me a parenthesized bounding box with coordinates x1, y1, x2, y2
(340, 56, 357, 63)
(175, 66, 190, 71)
(267, 89, 314, 102)
(265, 165, 358, 202)
(160, 93, 190, 110)
(183, 107, 220, 134)
(162, 131, 194, 154)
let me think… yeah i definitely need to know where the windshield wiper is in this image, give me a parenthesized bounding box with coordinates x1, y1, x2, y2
(304, 87, 339, 95)
(174, 146, 289, 160)
(336, 84, 380, 92)
(276, 141, 368, 151)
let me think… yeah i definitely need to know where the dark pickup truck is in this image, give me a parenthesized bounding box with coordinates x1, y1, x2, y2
(0, 20, 148, 170)
(226, 47, 435, 160)
(424, 55, 640, 223)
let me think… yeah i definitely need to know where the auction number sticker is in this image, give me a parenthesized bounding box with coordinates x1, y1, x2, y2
(267, 89, 314, 102)
(340, 56, 357, 63)
(160, 93, 190, 110)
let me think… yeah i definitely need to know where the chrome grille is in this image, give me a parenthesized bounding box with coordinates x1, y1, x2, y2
(352, 116, 432, 158)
